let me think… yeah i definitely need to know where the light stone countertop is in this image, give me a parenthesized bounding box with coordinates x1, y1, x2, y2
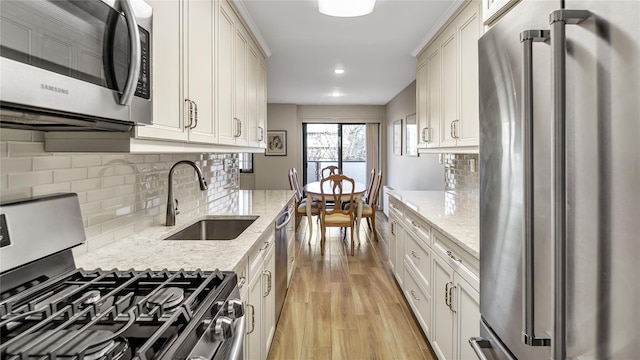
(388, 191, 479, 259)
(74, 190, 295, 273)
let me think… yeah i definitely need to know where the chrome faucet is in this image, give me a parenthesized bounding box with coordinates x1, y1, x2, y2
(166, 160, 208, 226)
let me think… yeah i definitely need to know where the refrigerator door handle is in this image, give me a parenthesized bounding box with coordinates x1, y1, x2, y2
(519, 29, 551, 348)
(469, 338, 493, 360)
(549, 10, 591, 360)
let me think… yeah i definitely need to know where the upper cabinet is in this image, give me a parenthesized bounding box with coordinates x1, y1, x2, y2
(46, 0, 268, 153)
(218, 0, 266, 148)
(135, 0, 216, 144)
(416, 1, 481, 153)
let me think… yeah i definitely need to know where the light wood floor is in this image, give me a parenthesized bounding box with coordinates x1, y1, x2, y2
(267, 213, 437, 360)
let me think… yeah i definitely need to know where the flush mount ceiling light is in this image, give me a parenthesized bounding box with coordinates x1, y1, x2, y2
(319, 0, 376, 17)
(334, 69, 345, 74)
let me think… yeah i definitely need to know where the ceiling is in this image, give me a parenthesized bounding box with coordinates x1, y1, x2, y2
(235, 0, 463, 106)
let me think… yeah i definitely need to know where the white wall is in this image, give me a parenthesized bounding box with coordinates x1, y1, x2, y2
(254, 104, 298, 190)
(385, 81, 444, 190)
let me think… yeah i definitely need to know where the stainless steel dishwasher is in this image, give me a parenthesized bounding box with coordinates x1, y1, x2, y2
(274, 204, 293, 322)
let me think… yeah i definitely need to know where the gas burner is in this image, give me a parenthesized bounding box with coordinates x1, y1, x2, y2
(82, 290, 102, 305)
(5, 329, 126, 360)
(146, 287, 184, 311)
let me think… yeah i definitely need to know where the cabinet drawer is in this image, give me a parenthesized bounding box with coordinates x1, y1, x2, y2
(249, 229, 274, 278)
(432, 229, 479, 291)
(404, 208, 431, 246)
(404, 230, 431, 293)
(388, 195, 404, 216)
(404, 260, 432, 339)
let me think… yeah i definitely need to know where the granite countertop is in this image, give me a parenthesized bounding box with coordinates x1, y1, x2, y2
(388, 190, 479, 258)
(74, 190, 295, 273)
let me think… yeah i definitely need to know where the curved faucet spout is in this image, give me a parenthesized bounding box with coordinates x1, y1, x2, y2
(166, 160, 208, 226)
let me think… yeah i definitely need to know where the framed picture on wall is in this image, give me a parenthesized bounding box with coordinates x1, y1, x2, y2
(393, 119, 402, 156)
(266, 130, 287, 156)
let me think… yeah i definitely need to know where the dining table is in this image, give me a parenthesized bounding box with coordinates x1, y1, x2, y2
(302, 180, 368, 242)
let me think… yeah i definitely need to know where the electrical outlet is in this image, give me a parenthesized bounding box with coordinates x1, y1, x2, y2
(438, 154, 443, 164)
(470, 158, 477, 173)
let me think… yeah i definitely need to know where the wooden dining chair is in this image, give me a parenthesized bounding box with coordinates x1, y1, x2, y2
(346, 171, 383, 242)
(289, 168, 319, 229)
(319, 174, 357, 256)
(364, 168, 376, 203)
(362, 171, 383, 241)
(321, 165, 341, 179)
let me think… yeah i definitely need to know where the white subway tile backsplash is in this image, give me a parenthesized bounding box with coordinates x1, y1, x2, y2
(33, 182, 71, 196)
(0, 157, 32, 174)
(72, 155, 102, 168)
(54, 168, 88, 182)
(33, 156, 71, 170)
(0, 129, 33, 141)
(72, 178, 102, 192)
(8, 142, 45, 157)
(1, 130, 239, 251)
(87, 188, 115, 203)
(8, 171, 53, 188)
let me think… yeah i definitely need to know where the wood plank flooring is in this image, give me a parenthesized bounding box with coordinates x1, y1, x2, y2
(267, 212, 437, 360)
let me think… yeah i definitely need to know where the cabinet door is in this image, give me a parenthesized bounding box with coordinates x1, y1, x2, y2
(247, 266, 263, 360)
(234, 25, 249, 146)
(185, 0, 215, 143)
(263, 243, 276, 356)
(388, 214, 398, 272)
(135, 0, 188, 141)
(432, 253, 455, 360)
(426, 43, 442, 148)
(456, 2, 480, 147)
(394, 222, 404, 286)
(246, 42, 260, 147)
(440, 28, 458, 148)
(416, 58, 428, 149)
(257, 59, 267, 148)
(454, 273, 480, 360)
(216, 0, 237, 145)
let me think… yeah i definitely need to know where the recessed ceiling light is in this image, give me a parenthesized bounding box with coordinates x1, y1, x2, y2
(318, 0, 376, 17)
(331, 91, 342, 97)
(334, 69, 345, 74)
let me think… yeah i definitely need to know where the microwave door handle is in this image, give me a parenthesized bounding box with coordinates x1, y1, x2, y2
(549, 10, 590, 360)
(519, 30, 551, 348)
(119, 0, 141, 106)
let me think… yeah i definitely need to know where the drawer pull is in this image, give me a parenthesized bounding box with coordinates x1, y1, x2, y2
(411, 220, 420, 229)
(446, 250, 463, 263)
(238, 276, 246, 288)
(260, 242, 270, 251)
(411, 250, 421, 260)
(410, 290, 420, 301)
(246, 303, 255, 334)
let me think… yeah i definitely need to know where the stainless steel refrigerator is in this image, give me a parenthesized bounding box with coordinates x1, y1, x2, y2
(473, 1, 640, 359)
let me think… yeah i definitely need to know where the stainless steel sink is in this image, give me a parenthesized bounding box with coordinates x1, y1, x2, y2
(163, 216, 258, 240)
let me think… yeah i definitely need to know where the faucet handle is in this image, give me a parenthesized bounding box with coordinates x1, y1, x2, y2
(175, 199, 180, 215)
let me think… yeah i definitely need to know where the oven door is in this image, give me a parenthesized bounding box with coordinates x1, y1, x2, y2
(0, 0, 151, 125)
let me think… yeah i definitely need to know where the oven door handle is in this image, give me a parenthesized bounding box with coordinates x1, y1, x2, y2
(119, 0, 141, 105)
(229, 314, 245, 360)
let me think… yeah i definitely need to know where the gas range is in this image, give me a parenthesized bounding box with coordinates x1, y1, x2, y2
(0, 194, 244, 360)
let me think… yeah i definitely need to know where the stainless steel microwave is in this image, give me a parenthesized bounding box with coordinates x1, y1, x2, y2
(0, 0, 152, 131)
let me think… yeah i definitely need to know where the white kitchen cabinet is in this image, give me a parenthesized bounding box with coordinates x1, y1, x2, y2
(388, 197, 404, 285)
(217, 0, 266, 148)
(136, 0, 215, 144)
(432, 250, 456, 360)
(416, 1, 481, 153)
(246, 229, 276, 360)
(431, 229, 480, 360)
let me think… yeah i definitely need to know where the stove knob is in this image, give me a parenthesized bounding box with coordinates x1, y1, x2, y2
(227, 299, 244, 319)
(213, 316, 234, 341)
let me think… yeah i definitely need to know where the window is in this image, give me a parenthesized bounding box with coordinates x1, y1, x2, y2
(239, 153, 253, 173)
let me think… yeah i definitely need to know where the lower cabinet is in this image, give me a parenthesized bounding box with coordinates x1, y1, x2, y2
(246, 229, 276, 360)
(389, 194, 480, 360)
(431, 230, 480, 360)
